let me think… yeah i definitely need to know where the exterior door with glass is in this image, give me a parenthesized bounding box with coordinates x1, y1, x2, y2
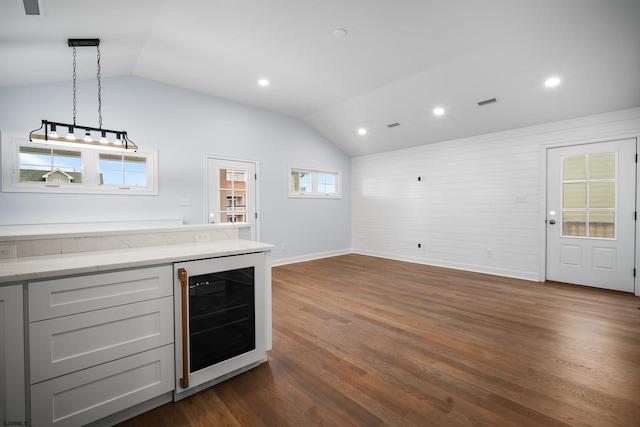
(546, 139, 636, 292)
(206, 157, 257, 241)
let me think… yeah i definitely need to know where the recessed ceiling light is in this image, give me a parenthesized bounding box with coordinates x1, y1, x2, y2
(544, 77, 560, 87)
(333, 29, 348, 38)
(258, 79, 269, 87)
(433, 107, 445, 116)
(358, 128, 367, 135)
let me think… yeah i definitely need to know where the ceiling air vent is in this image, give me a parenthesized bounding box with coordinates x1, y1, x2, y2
(387, 122, 400, 128)
(477, 97, 499, 107)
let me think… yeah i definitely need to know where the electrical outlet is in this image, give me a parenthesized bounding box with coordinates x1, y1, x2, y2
(515, 194, 527, 203)
(0, 244, 17, 259)
(195, 232, 211, 242)
(487, 248, 493, 258)
(281, 243, 286, 251)
(179, 198, 191, 206)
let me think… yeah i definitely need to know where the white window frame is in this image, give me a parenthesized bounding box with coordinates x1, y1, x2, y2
(288, 165, 342, 199)
(1, 133, 158, 195)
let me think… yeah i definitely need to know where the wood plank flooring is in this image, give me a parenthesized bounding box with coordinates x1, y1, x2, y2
(117, 254, 640, 426)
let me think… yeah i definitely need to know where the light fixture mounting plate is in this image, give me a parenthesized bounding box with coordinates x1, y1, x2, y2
(68, 38, 100, 47)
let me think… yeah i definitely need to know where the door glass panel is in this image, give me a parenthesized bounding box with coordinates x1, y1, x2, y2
(560, 152, 616, 239)
(563, 155, 586, 180)
(589, 182, 615, 208)
(589, 152, 615, 180)
(563, 183, 586, 208)
(563, 211, 586, 237)
(218, 168, 247, 223)
(589, 211, 615, 238)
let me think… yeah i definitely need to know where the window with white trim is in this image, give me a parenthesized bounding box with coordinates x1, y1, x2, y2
(289, 166, 341, 198)
(99, 153, 148, 187)
(1, 134, 158, 195)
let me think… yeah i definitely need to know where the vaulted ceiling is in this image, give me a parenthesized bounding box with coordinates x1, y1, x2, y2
(1, 0, 639, 156)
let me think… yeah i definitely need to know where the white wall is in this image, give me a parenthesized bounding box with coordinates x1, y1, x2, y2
(352, 108, 640, 282)
(0, 76, 351, 262)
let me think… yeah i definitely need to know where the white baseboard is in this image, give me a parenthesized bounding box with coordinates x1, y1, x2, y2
(271, 248, 352, 267)
(271, 248, 541, 282)
(351, 249, 542, 282)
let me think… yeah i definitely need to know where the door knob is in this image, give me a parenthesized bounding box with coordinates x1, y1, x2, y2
(549, 219, 556, 225)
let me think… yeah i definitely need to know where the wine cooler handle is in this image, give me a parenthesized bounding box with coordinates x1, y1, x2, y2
(178, 268, 189, 389)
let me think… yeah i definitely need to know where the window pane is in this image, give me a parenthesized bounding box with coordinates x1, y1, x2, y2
(589, 152, 615, 180)
(563, 155, 586, 180)
(563, 210, 586, 237)
(589, 211, 615, 238)
(291, 171, 311, 193)
(100, 154, 147, 186)
(589, 182, 615, 208)
(19, 146, 82, 183)
(317, 173, 337, 194)
(123, 157, 146, 186)
(563, 183, 586, 208)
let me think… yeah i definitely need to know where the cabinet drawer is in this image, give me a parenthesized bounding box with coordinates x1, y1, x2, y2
(30, 296, 173, 384)
(29, 265, 172, 321)
(31, 344, 174, 427)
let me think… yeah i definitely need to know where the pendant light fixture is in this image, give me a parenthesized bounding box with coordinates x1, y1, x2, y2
(29, 39, 137, 151)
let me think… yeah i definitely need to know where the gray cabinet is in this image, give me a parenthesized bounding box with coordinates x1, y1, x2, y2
(0, 284, 26, 426)
(28, 266, 175, 427)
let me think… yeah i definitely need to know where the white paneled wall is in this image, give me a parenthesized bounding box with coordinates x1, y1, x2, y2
(352, 108, 640, 281)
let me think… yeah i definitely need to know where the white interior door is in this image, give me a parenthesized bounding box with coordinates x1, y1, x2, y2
(546, 139, 636, 292)
(206, 157, 258, 241)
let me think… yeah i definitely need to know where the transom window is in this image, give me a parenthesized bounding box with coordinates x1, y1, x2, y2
(289, 166, 341, 198)
(99, 154, 148, 187)
(19, 146, 82, 184)
(1, 135, 157, 195)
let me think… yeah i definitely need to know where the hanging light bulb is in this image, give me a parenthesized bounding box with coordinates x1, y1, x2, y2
(66, 126, 75, 140)
(115, 132, 122, 145)
(84, 129, 92, 142)
(99, 131, 108, 144)
(48, 124, 58, 138)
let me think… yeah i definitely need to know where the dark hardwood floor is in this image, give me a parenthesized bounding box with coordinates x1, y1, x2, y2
(118, 254, 640, 426)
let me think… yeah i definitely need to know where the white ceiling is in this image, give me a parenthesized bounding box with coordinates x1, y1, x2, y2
(1, 0, 639, 156)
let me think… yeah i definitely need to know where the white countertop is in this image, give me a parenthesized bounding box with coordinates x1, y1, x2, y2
(0, 239, 273, 285)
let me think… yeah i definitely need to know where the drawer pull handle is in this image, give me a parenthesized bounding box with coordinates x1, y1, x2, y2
(178, 268, 189, 389)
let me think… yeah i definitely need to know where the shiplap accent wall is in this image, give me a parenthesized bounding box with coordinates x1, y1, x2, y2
(352, 108, 640, 282)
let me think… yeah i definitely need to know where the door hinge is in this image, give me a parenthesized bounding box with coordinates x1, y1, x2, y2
(255, 212, 258, 219)
(634, 268, 636, 278)
(255, 173, 257, 180)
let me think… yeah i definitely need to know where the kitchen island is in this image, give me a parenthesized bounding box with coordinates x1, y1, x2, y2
(0, 224, 273, 427)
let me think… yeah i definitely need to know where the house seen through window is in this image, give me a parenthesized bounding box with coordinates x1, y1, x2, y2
(19, 146, 82, 184)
